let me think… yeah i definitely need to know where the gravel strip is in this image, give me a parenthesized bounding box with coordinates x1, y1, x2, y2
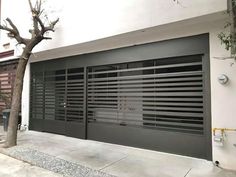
(2, 146, 115, 177)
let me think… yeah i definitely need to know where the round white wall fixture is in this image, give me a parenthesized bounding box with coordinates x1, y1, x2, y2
(218, 74, 229, 85)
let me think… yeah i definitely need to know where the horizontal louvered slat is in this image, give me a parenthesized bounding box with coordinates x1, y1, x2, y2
(67, 80, 84, 83)
(88, 92, 203, 97)
(44, 80, 66, 84)
(88, 116, 203, 128)
(30, 71, 44, 119)
(88, 105, 203, 112)
(67, 87, 84, 90)
(66, 67, 84, 122)
(88, 114, 203, 124)
(87, 82, 202, 89)
(88, 73, 202, 82)
(88, 101, 202, 107)
(88, 108, 203, 117)
(88, 77, 202, 87)
(31, 67, 85, 122)
(88, 62, 202, 75)
(88, 97, 203, 102)
(88, 55, 204, 134)
(67, 97, 84, 101)
(88, 87, 203, 93)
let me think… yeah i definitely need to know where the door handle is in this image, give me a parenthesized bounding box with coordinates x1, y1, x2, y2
(60, 102, 66, 108)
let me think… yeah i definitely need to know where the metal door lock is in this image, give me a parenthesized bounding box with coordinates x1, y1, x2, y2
(60, 102, 67, 108)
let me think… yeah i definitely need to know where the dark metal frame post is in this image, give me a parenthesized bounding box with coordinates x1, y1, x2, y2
(83, 67, 88, 139)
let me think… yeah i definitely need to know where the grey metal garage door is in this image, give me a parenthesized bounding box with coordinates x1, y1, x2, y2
(30, 64, 86, 138)
(30, 34, 211, 160)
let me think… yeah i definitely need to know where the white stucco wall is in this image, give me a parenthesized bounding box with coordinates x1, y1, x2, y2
(21, 63, 30, 127)
(1, 0, 236, 171)
(210, 31, 236, 171)
(0, 0, 227, 53)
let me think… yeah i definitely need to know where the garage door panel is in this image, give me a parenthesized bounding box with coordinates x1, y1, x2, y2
(87, 50, 210, 159)
(30, 119, 43, 131)
(88, 123, 206, 159)
(65, 122, 85, 139)
(30, 66, 86, 139)
(87, 55, 204, 135)
(43, 119, 66, 135)
(30, 34, 211, 160)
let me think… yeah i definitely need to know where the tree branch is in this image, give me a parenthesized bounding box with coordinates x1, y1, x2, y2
(32, 17, 39, 35)
(28, 0, 33, 12)
(6, 18, 19, 34)
(0, 0, 59, 49)
(0, 24, 15, 34)
(29, 0, 41, 35)
(35, 0, 42, 13)
(44, 18, 59, 32)
(0, 18, 30, 45)
(35, 15, 45, 31)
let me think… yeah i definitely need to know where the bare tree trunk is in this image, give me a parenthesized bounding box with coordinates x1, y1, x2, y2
(5, 57, 28, 147)
(0, 0, 59, 148)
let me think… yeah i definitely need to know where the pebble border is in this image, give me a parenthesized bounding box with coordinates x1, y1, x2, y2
(2, 146, 115, 177)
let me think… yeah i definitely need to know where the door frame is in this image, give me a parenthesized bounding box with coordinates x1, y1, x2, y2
(29, 33, 212, 160)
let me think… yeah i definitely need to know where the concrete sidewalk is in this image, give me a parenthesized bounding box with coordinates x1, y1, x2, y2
(0, 153, 62, 177)
(1, 130, 236, 177)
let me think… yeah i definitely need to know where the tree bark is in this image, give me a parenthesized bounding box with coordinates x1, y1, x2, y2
(5, 57, 28, 147)
(1, 0, 59, 147)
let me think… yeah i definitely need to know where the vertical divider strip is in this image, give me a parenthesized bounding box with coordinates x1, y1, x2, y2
(42, 70, 45, 131)
(43, 70, 45, 121)
(84, 67, 88, 139)
(65, 68, 68, 123)
(29, 68, 33, 126)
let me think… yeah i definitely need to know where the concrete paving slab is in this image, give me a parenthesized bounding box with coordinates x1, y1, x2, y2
(31, 140, 79, 156)
(57, 146, 127, 170)
(185, 161, 236, 177)
(102, 155, 191, 177)
(17, 132, 128, 170)
(0, 153, 62, 177)
(2, 146, 115, 177)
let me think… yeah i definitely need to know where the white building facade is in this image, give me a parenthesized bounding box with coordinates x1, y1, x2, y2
(1, 0, 236, 170)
